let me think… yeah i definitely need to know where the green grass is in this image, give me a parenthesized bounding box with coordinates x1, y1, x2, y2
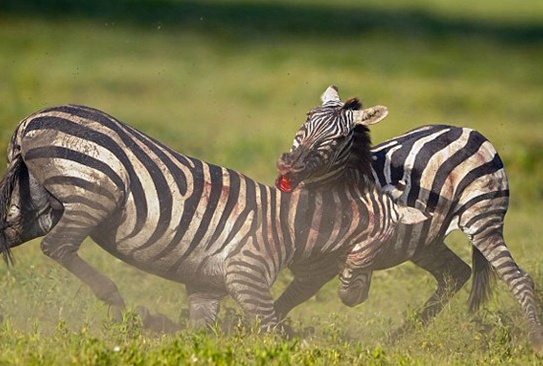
(0, 0, 543, 364)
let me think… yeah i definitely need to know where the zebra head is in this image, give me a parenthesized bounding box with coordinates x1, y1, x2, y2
(276, 85, 388, 192)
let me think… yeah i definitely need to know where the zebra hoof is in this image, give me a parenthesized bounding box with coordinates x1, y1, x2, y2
(529, 329, 543, 355)
(135, 305, 180, 334)
(108, 305, 124, 323)
(277, 322, 295, 339)
(388, 323, 413, 344)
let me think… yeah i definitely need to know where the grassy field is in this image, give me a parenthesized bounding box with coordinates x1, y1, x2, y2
(0, 0, 543, 364)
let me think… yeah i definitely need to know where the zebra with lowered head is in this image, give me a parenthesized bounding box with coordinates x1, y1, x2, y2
(0, 93, 425, 332)
(275, 85, 543, 352)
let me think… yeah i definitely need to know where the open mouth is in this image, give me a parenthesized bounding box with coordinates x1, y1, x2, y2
(275, 174, 298, 193)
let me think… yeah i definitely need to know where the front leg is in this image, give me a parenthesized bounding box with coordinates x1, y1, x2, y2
(338, 266, 374, 307)
(274, 257, 339, 321)
(186, 286, 223, 330)
(224, 252, 278, 331)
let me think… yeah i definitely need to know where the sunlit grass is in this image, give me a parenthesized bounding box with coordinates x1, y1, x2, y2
(0, 0, 542, 364)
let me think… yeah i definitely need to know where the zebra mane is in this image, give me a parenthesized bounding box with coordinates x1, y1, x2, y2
(340, 96, 374, 178)
(342, 97, 362, 111)
(347, 124, 373, 177)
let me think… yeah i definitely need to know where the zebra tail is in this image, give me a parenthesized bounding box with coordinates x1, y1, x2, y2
(0, 153, 23, 266)
(468, 247, 496, 313)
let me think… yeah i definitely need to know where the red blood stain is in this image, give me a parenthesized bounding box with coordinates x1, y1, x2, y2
(275, 175, 293, 193)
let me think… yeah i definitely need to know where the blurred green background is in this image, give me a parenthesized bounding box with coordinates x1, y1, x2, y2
(0, 0, 543, 364)
(2, 0, 542, 191)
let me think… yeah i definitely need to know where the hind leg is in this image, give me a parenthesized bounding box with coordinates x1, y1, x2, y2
(40, 205, 179, 331)
(469, 229, 543, 352)
(1, 158, 127, 316)
(460, 194, 543, 353)
(392, 241, 470, 339)
(39, 203, 127, 321)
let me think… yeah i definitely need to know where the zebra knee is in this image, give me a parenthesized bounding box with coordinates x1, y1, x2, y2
(188, 302, 219, 329)
(40, 240, 61, 260)
(40, 239, 75, 263)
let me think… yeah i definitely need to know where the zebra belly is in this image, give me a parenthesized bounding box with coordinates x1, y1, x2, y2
(371, 209, 459, 271)
(371, 238, 414, 269)
(88, 200, 229, 290)
(91, 226, 228, 289)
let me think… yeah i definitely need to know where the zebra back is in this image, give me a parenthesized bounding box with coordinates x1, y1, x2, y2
(7, 102, 408, 289)
(360, 124, 508, 263)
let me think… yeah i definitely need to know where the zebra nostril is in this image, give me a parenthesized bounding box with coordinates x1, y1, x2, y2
(276, 158, 292, 175)
(278, 150, 310, 174)
(280, 152, 296, 167)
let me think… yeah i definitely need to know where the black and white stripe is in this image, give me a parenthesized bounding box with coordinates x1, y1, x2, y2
(0, 99, 414, 332)
(274, 85, 427, 317)
(345, 125, 537, 323)
(275, 87, 543, 352)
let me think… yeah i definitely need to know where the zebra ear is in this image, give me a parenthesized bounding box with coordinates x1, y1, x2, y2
(396, 204, 431, 225)
(321, 85, 340, 104)
(353, 105, 388, 126)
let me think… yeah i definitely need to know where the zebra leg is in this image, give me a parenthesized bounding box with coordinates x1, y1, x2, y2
(39, 205, 126, 322)
(392, 242, 470, 339)
(40, 207, 179, 333)
(134, 305, 180, 333)
(224, 258, 279, 332)
(186, 287, 222, 330)
(412, 242, 471, 324)
(458, 191, 543, 352)
(469, 229, 543, 353)
(274, 257, 338, 321)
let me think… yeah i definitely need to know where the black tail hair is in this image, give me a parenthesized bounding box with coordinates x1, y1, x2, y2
(468, 246, 496, 313)
(0, 154, 23, 266)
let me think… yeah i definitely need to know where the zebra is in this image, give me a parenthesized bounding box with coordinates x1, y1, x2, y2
(275, 85, 543, 352)
(0, 95, 426, 332)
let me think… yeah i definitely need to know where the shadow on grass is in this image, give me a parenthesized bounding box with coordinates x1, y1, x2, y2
(1, 0, 542, 44)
